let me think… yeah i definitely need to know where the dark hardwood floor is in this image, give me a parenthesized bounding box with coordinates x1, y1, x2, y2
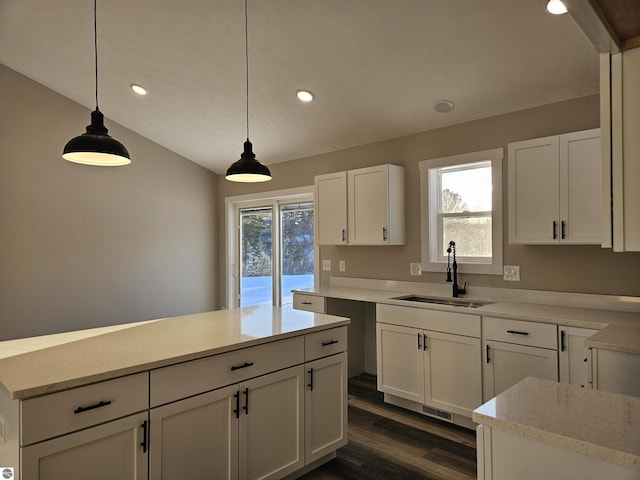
(299, 374, 477, 480)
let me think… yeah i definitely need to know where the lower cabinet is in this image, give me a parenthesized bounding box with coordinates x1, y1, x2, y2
(559, 326, 598, 388)
(305, 352, 348, 464)
(592, 348, 640, 397)
(482, 340, 558, 401)
(22, 411, 149, 480)
(150, 366, 305, 480)
(377, 322, 482, 418)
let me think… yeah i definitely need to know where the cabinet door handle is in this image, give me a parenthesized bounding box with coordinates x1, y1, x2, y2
(140, 420, 148, 453)
(486, 345, 491, 364)
(560, 330, 566, 351)
(561, 220, 566, 239)
(308, 368, 314, 391)
(553, 221, 558, 240)
(322, 339, 339, 346)
(417, 333, 422, 350)
(342, 229, 347, 243)
(423, 334, 428, 351)
(231, 361, 254, 371)
(234, 390, 240, 418)
(243, 387, 249, 414)
(382, 227, 388, 241)
(506, 330, 529, 336)
(73, 400, 112, 414)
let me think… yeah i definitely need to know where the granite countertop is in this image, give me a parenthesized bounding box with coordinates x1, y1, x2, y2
(293, 285, 640, 353)
(0, 306, 349, 400)
(473, 377, 640, 470)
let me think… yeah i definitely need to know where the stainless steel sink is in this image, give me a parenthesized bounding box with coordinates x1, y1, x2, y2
(391, 295, 493, 308)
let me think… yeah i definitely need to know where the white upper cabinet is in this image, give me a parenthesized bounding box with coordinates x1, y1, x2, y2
(508, 128, 601, 245)
(315, 164, 405, 246)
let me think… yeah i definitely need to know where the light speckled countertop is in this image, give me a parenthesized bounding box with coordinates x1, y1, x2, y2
(293, 285, 640, 353)
(473, 377, 640, 470)
(0, 306, 349, 400)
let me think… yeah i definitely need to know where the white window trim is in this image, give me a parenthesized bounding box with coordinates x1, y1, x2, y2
(419, 148, 504, 275)
(225, 186, 315, 309)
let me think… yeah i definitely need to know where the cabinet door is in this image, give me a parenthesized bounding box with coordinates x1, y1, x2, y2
(593, 349, 640, 397)
(424, 331, 482, 417)
(376, 323, 425, 403)
(239, 366, 305, 480)
(149, 385, 239, 480)
(315, 172, 348, 245)
(21, 412, 148, 480)
(305, 352, 348, 464)
(559, 327, 598, 388)
(348, 165, 390, 245)
(483, 341, 558, 401)
(560, 129, 601, 244)
(508, 135, 560, 244)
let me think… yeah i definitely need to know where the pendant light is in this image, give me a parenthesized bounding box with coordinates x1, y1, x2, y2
(225, 0, 271, 182)
(62, 0, 130, 166)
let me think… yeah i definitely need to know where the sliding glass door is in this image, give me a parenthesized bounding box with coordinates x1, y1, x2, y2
(234, 194, 314, 307)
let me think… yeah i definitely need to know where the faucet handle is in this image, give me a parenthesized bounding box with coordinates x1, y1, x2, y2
(459, 281, 467, 295)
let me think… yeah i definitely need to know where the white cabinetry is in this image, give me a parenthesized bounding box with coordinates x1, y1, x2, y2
(482, 317, 558, 401)
(314, 164, 405, 245)
(19, 373, 149, 480)
(592, 349, 640, 397)
(559, 326, 598, 388)
(508, 128, 601, 244)
(376, 304, 482, 422)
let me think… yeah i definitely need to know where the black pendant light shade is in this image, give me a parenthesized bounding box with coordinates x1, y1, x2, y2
(63, 109, 130, 166)
(62, 0, 130, 167)
(226, 140, 271, 182)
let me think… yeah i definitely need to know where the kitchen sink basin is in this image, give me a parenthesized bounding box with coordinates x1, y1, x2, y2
(391, 295, 493, 308)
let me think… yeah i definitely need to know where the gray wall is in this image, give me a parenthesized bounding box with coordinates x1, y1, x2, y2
(217, 94, 640, 303)
(0, 64, 218, 340)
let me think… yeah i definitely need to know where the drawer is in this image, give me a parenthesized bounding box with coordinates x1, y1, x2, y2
(150, 335, 304, 407)
(305, 326, 348, 361)
(376, 303, 481, 337)
(21, 372, 148, 446)
(483, 316, 557, 349)
(293, 294, 326, 313)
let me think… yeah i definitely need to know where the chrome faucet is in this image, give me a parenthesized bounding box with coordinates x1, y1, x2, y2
(446, 241, 466, 298)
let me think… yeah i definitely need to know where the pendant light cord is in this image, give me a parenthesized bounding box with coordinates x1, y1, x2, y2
(245, 0, 249, 140)
(94, 0, 99, 111)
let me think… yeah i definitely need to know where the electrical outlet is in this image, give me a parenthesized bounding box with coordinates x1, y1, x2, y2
(503, 265, 520, 281)
(322, 260, 332, 271)
(410, 263, 422, 276)
(339, 260, 346, 272)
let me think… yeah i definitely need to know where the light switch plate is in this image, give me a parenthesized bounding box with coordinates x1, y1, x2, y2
(503, 265, 520, 281)
(322, 260, 331, 271)
(339, 260, 346, 272)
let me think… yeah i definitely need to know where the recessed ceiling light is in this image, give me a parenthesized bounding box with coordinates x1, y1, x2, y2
(546, 0, 568, 15)
(130, 83, 148, 96)
(296, 89, 315, 102)
(432, 99, 455, 113)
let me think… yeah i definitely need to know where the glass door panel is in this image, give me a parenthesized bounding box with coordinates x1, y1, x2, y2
(240, 207, 273, 307)
(280, 203, 314, 306)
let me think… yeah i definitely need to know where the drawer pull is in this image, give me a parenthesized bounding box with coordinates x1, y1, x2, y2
(140, 420, 148, 453)
(322, 340, 339, 346)
(301, 301, 313, 305)
(506, 330, 529, 336)
(73, 400, 112, 414)
(230, 361, 254, 371)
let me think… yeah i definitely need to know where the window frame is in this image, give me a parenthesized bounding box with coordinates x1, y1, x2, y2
(419, 148, 504, 275)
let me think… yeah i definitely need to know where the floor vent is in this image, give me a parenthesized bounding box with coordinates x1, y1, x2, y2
(422, 406, 453, 423)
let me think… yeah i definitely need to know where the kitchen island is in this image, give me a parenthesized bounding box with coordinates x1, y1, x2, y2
(0, 306, 350, 480)
(473, 377, 640, 480)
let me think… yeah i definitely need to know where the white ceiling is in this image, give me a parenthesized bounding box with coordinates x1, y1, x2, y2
(0, 0, 599, 174)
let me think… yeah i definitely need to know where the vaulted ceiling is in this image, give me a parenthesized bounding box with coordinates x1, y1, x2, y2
(0, 1, 600, 173)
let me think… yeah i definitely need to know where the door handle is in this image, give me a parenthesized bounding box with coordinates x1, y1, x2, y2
(140, 420, 148, 453)
(552, 221, 558, 240)
(308, 368, 314, 391)
(417, 332, 422, 350)
(243, 387, 249, 414)
(486, 345, 491, 363)
(423, 334, 428, 351)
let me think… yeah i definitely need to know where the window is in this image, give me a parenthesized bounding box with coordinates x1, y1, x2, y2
(419, 148, 503, 275)
(226, 186, 315, 309)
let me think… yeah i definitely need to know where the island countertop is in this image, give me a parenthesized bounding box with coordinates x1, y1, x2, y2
(473, 377, 640, 470)
(0, 306, 350, 400)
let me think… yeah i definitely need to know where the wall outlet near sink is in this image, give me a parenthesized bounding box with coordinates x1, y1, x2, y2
(322, 260, 332, 271)
(410, 263, 422, 276)
(503, 265, 520, 281)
